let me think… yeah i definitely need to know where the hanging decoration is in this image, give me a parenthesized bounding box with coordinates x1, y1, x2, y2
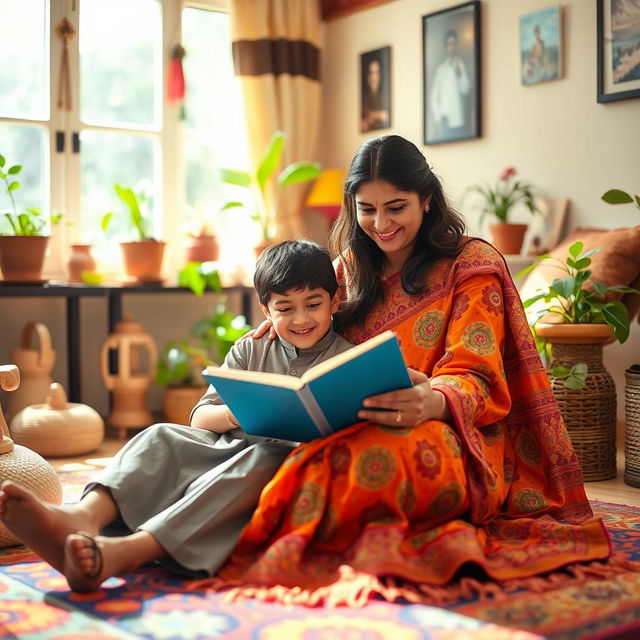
(55, 18, 76, 111)
(168, 43, 187, 119)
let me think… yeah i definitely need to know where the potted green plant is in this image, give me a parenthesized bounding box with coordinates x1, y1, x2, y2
(518, 241, 639, 481)
(0, 154, 62, 282)
(219, 131, 321, 253)
(101, 182, 165, 283)
(467, 167, 538, 255)
(155, 289, 251, 424)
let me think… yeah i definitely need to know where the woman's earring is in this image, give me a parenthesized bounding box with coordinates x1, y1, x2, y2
(424, 206, 430, 213)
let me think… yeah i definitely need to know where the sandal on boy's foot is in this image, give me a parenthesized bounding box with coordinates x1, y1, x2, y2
(73, 531, 103, 579)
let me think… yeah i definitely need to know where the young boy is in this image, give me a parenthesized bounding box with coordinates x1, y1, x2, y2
(0, 240, 353, 592)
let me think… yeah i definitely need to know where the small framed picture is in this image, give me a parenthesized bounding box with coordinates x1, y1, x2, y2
(360, 46, 391, 133)
(519, 6, 562, 86)
(422, 1, 481, 145)
(597, 0, 640, 103)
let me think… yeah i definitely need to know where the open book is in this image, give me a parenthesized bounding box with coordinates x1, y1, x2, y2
(202, 330, 412, 442)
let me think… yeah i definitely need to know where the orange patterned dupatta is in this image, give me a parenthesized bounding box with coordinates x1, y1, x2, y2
(205, 239, 613, 603)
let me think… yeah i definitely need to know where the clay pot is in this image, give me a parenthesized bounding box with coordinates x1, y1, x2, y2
(7, 322, 56, 423)
(0, 236, 49, 282)
(488, 223, 528, 255)
(162, 386, 207, 425)
(67, 244, 97, 283)
(535, 323, 614, 345)
(121, 240, 165, 283)
(11, 383, 105, 457)
(185, 235, 219, 264)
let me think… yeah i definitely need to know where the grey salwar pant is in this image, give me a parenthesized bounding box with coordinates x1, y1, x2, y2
(84, 423, 296, 576)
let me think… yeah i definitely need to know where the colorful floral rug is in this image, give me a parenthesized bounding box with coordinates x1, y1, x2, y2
(1, 467, 639, 640)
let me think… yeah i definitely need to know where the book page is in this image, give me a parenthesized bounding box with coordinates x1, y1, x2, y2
(202, 366, 304, 390)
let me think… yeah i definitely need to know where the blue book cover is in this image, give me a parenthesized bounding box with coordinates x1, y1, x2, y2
(202, 331, 412, 442)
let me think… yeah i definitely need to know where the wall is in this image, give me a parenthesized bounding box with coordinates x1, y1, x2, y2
(317, 0, 640, 420)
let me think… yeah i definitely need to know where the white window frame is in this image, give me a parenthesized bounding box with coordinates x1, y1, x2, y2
(0, 0, 233, 280)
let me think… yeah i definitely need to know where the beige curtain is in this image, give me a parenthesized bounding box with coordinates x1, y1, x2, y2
(230, 0, 322, 240)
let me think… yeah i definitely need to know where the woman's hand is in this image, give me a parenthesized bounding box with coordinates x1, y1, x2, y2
(234, 319, 276, 344)
(357, 367, 451, 427)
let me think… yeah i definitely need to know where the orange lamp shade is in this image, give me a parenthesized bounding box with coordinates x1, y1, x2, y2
(305, 169, 346, 223)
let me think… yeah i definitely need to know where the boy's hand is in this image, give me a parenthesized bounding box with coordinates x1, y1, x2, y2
(234, 320, 276, 344)
(357, 367, 450, 427)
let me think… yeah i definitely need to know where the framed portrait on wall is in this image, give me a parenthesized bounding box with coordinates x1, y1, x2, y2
(422, 1, 481, 145)
(519, 5, 562, 86)
(597, 0, 640, 102)
(360, 46, 391, 133)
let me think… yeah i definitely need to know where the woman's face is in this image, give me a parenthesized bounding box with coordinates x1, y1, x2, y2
(355, 180, 429, 263)
(367, 59, 381, 93)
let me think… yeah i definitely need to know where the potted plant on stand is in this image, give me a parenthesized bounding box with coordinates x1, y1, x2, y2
(601, 186, 640, 487)
(518, 241, 639, 481)
(219, 131, 321, 254)
(101, 182, 165, 283)
(155, 292, 251, 425)
(0, 154, 62, 282)
(467, 167, 538, 255)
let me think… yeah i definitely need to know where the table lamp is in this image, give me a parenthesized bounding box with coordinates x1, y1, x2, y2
(305, 169, 346, 225)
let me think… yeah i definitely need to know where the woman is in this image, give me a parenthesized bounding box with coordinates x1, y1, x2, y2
(203, 135, 612, 602)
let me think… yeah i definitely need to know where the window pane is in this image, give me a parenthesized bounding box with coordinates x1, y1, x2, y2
(0, 123, 47, 234)
(80, 130, 157, 251)
(182, 7, 250, 230)
(0, 0, 48, 120)
(80, 0, 161, 128)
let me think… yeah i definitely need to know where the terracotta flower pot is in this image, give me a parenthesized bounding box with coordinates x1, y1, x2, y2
(535, 323, 614, 345)
(488, 223, 528, 255)
(162, 386, 207, 425)
(185, 234, 219, 263)
(0, 236, 49, 282)
(121, 240, 165, 283)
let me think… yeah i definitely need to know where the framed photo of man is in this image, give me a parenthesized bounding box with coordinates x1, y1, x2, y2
(360, 46, 391, 133)
(422, 1, 481, 145)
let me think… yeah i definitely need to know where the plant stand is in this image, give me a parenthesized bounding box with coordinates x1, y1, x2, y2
(547, 342, 617, 481)
(624, 366, 640, 488)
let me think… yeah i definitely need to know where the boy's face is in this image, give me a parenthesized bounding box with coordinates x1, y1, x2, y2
(260, 286, 340, 350)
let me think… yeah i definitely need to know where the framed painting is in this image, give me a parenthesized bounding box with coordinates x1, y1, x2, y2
(360, 46, 391, 133)
(422, 1, 481, 145)
(519, 5, 562, 86)
(597, 0, 640, 102)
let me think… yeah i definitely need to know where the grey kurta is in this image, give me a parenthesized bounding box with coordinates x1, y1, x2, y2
(87, 327, 353, 576)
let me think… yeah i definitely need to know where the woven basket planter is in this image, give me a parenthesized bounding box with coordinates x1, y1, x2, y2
(537, 324, 617, 482)
(625, 366, 640, 488)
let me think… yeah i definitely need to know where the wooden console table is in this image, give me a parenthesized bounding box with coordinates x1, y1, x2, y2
(0, 282, 253, 404)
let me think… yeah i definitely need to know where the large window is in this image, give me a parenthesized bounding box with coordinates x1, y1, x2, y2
(0, 0, 247, 278)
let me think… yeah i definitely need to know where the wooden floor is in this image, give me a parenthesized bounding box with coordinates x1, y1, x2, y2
(47, 430, 640, 508)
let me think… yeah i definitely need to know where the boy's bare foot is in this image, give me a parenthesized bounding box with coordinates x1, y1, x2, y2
(64, 532, 146, 592)
(0, 481, 99, 573)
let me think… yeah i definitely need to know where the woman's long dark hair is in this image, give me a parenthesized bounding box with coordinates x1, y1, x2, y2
(329, 135, 465, 329)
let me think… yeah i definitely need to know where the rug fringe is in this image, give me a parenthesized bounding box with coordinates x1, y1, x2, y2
(187, 553, 640, 608)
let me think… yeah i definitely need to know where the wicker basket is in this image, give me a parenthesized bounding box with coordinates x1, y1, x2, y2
(625, 366, 640, 488)
(548, 343, 617, 481)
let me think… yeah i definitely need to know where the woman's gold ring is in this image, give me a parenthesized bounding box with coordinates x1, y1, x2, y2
(395, 410, 402, 423)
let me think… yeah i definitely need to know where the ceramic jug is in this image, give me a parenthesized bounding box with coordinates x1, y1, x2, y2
(67, 243, 97, 283)
(7, 322, 56, 422)
(100, 314, 157, 438)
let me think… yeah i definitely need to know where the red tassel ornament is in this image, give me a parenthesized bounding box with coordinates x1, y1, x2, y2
(168, 44, 186, 102)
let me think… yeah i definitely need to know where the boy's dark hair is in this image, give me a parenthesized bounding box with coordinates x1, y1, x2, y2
(254, 239, 339, 306)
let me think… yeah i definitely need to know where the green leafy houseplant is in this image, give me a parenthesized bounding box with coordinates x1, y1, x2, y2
(101, 183, 155, 241)
(602, 188, 640, 210)
(0, 154, 62, 235)
(219, 131, 322, 244)
(155, 302, 251, 388)
(468, 166, 538, 224)
(518, 241, 640, 388)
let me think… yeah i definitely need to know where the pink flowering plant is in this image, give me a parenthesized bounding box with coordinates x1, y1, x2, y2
(469, 167, 538, 224)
